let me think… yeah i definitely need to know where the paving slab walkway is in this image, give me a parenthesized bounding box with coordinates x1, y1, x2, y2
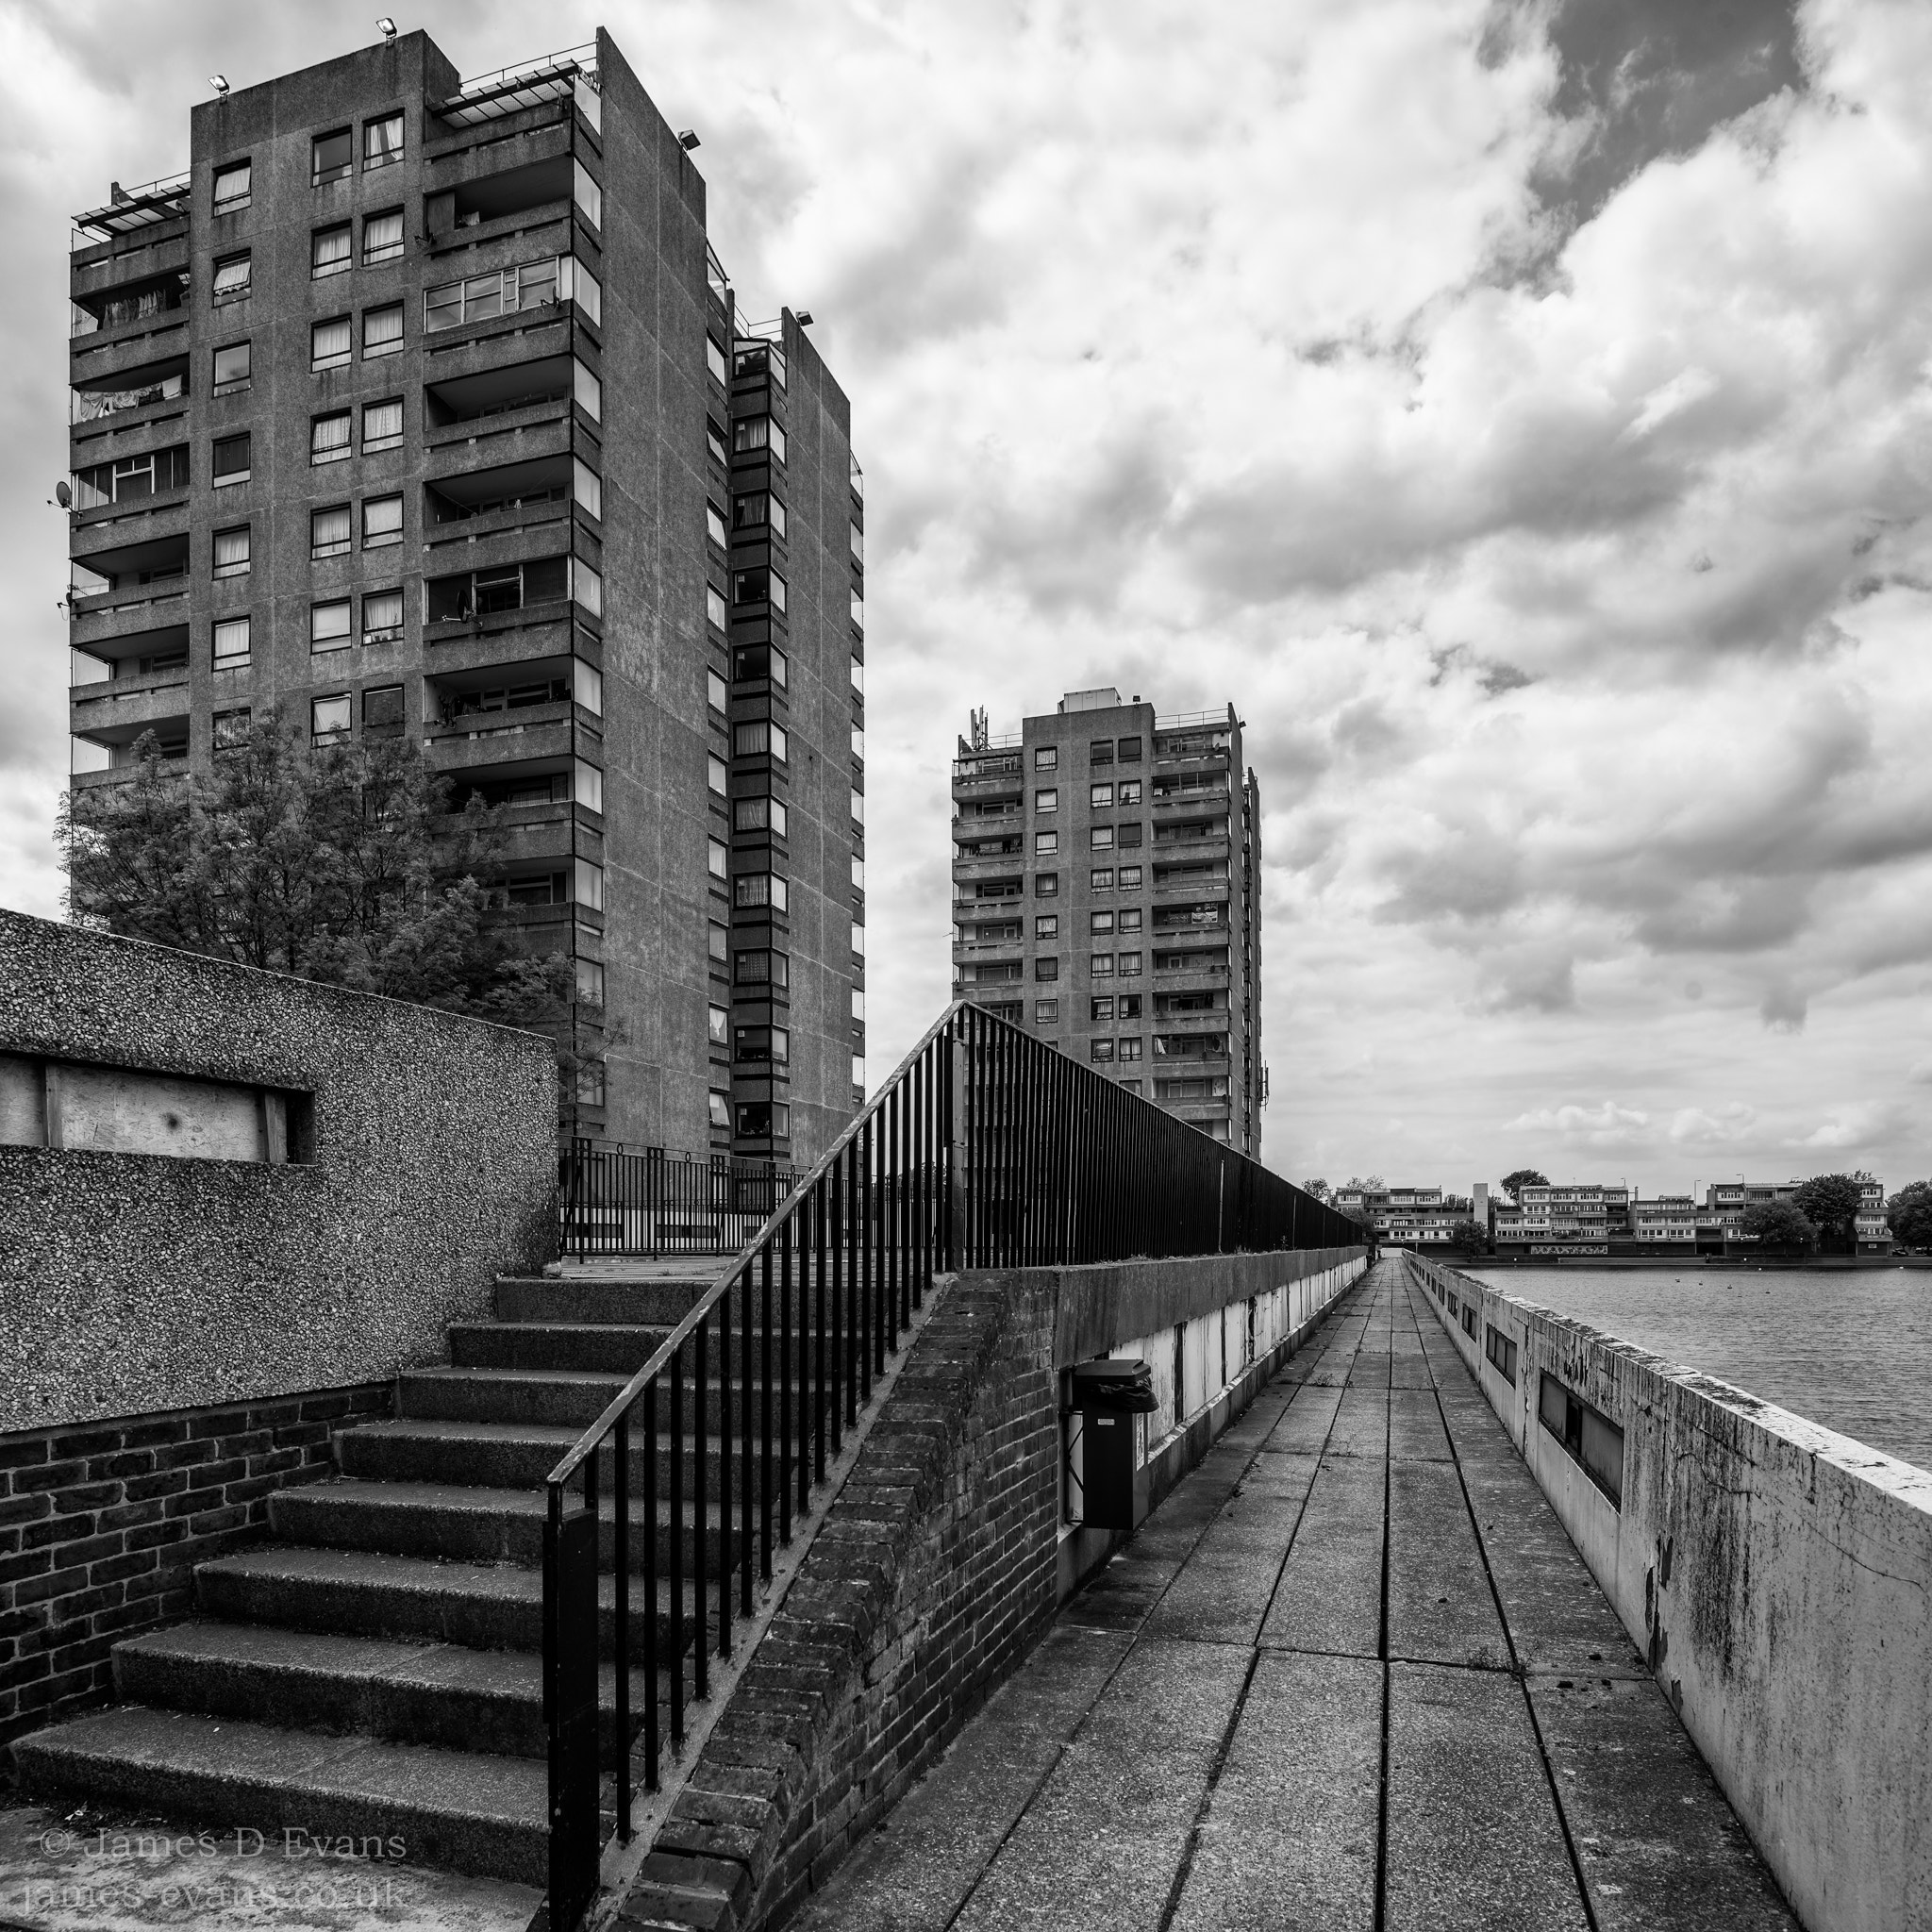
(796, 1259, 1798, 1932)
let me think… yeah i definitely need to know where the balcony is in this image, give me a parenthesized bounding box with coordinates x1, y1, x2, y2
(71, 224, 188, 300)
(1152, 820, 1230, 851)
(1152, 871, 1229, 902)
(71, 503, 189, 579)
(69, 587, 190, 649)
(1151, 963, 1230, 994)
(70, 356, 189, 430)
(70, 671, 192, 739)
(1151, 905, 1229, 934)
(1151, 783, 1231, 816)
(952, 938, 1024, 965)
(952, 852, 1026, 881)
(426, 700, 574, 774)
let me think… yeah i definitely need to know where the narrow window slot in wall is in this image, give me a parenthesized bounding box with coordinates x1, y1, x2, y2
(1484, 1323, 1517, 1384)
(1538, 1371, 1624, 1507)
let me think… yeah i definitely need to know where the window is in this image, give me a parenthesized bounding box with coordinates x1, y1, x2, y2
(362, 398, 403, 450)
(850, 520, 864, 565)
(574, 659, 602, 715)
(1091, 783, 1114, 808)
(1119, 822, 1142, 849)
(1035, 788, 1058, 813)
(732, 643, 788, 687)
(212, 616, 250, 666)
(212, 341, 251, 393)
(212, 160, 251, 212)
(1091, 1039, 1115, 1063)
(311, 505, 352, 558)
(732, 567, 787, 611)
(734, 491, 787, 537)
(734, 794, 788, 837)
(1118, 779, 1142, 806)
(572, 157, 602, 227)
(1035, 958, 1059, 982)
(1091, 953, 1114, 977)
(1120, 908, 1143, 933)
(708, 920, 729, 968)
(310, 601, 352, 652)
(736, 1101, 791, 1140)
(311, 694, 352, 741)
(708, 755, 728, 797)
(1118, 865, 1142, 889)
(1036, 915, 1058, 939)
(707, 417, 727, 467)
(1485, 1324, 1518, 1385)
(708, 838, 728, 882)
(311, 411, 351, 464)
(311, 315, 352, 369)
(1035, 998, 1058, 1023)
(312, 224, 351, 277)
(576, 959, 605, 1006)
(1119, 994, 1142, 1019)
(312, 128, 353, 185)
(212, 253, 251, 304)
(1035, 745, 1058, 771)
(211, 433, 250, 486)
(1119, 951, 1141, 975)
(1091, 996, 1114, 1023)
(425, 557, 569, 621)
(424, 256, 564, 330)
(1035, 830, 1058, 856)
(851, 590, 865, 630)
(736, 1024, 791, 1066)
(212, 525, 250, 578)
(732, 415, 787, 461)
(707, 586, 728, 630)
(708, 1091, 731, 1130)
(1118, 736, 1142, 762)
(363, 112, 404, 170)
(735, 873, 790, 912)
(362, 494, 403, 547)
(707, 502, 727, 547)
(851, 988, 866, 1024)
(363, 589, 404, 643)
(1091, 826, 1114, 851)
(733, 720, 790, 761)
(1090, 739, 1114, 766)
(576, 1062, 608, 1108)
(1091, 868, 1114, 891)
(574, 458, 601, 519)
(1538, 1373, 1624, 1507)
(363, 303, 404, 357)
(1091, 910, 1115, 935)
(213, 707, 252, 750)
(362, 684, 405, 732)
(734, 949, 789, 988)
(1119, 1037, 1142, 1062)
(74, 447, 192, 508)
(1035, 873, 1058, 897)
(852, 655, 866, 696)
(708, 338, 727, 386)
(574, 859, 605, 910)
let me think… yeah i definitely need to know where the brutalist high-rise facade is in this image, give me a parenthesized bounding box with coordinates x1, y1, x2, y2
(64, 27, 867, 1164)
(951, 690, 1262, 1154)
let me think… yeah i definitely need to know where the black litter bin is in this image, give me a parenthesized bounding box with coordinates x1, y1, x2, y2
(1071, 1357, 1158, 1531)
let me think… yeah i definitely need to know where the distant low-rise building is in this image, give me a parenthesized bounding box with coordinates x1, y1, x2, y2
(1483, 1177, 1894, 1258)
(1332, 1184, 1470, 1245)
(1491, 1184, 1629, 1257)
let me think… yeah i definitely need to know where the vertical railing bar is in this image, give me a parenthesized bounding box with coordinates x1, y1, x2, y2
(670, 1342, 685, 1744)
(694, 1313, 710, 1695)
(643, 1381, 658, 1790)
(614, 1410, 631, 1840)
(813, 1178, 828, 1483)
(758, 1240, 773, 1587)
(719, 1287, 733, 1657)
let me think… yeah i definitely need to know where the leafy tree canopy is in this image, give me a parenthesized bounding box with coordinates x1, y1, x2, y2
(58, 711, 574, 1030)
(1887, 1181, 1932, 1249)
(1341, 1174, 1385, 1192)
(1448, 1219, 1488, 1253)
(1302, 1178, 1330, 1201)
(1500, 1169, 1549, 1202)
(1790, 1174, 1867, 1241)
(1740, 1198, 1816, 1256)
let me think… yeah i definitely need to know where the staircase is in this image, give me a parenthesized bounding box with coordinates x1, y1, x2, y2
(10, 1273, 724, 1887)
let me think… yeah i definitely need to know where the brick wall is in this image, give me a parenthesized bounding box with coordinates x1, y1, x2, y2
(0, 1383, 391, 1759)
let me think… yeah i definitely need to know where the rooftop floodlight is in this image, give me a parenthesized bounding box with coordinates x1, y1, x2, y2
(209, 74, 229, 93)
(677, 129, 700, 150)
(795, 310, 814, 325)
(376, 17, 397, 37)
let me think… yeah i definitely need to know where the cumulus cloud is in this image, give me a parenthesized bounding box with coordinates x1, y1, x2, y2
(1, 0, 1929, 1193)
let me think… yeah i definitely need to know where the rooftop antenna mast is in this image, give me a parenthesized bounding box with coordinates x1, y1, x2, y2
(969, 707, 989, 751)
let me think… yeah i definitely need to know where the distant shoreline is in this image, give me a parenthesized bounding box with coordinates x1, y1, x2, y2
(1448, 1254, 1930, 1271)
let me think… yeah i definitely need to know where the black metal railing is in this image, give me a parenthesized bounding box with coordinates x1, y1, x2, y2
(559, 1145, 801, 1257)
(539, 1001, 1362, 1928)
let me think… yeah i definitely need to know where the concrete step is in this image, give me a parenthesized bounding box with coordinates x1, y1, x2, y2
(10, 1705, 550, 1885)
(195, 1544, 684, 1655)
(448, 1317, 884, 1379)
(113, 1618, 655, 1760)
(493, 1275, 717, 1326)
(400, 1364, 827, 1435)
(272, 1477, 750, 1575)
(336, 1418, 812, 1500)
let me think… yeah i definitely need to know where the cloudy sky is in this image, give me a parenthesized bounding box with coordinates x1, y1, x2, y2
(4, 0, 1928, 1197)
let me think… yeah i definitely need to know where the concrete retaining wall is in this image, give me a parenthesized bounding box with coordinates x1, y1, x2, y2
(1402, 1249, 1932, 1932)
(0, 910, 559, 1431)
(625, 1243, 1368, 1931)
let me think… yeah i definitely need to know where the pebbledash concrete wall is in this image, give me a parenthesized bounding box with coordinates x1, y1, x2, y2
(0, 910, 558, 1753)
(624, 1242, 1368, 1932)
(1404, 1250, 1932, 1932)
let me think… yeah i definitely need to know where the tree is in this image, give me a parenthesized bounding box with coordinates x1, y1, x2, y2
(1448, 1219, 1488, 1254)
(1886, 1181, 1932, 1251)
(1341, 1174, 1385, 1192)
(1740, 1198, 1816, 1258)
(1500, 1169, 1549, 1203)
(1302, 1178, 1331, 1202)
(1790, 1174, 1867, 1253)
(58, 710, 577, 1052)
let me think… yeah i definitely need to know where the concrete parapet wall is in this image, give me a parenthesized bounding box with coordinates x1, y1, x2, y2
(1401, 1249, 1932, 1932)
(625, 1242, 1368, 1932)
(0, 910, 558, 1432)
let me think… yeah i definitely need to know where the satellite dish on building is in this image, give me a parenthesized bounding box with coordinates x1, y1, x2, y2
(54, 481, 72, 508)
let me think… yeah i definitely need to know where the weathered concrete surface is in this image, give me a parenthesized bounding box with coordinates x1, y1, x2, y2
(1408, 1248, 1932, 1932)
(797, 1260, 1798, 1932)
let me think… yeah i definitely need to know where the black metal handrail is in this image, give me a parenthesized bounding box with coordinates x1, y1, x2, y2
(539, 1001, 1362, 1928)
(559, 1145, 801, 1258)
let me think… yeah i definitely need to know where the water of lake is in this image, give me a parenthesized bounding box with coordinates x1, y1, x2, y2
(1462, 1266, 1932, 1474)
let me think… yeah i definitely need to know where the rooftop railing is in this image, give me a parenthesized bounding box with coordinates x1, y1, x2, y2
(537, 1000, 1357, 1928)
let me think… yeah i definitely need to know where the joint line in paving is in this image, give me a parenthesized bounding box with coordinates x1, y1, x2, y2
(1373, 1271, 1394, 1932)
